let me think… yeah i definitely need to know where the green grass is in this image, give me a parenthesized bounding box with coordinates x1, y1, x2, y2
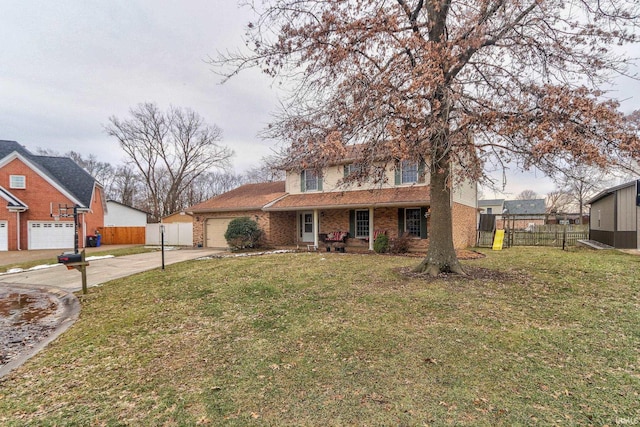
(0, 247, 639, 425)
(0, 246, 155, 273)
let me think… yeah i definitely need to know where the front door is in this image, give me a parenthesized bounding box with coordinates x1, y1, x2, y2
(299, 211, 314, 242)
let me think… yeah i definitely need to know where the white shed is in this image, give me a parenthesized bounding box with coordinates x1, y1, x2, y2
(104, 200, 148, 227)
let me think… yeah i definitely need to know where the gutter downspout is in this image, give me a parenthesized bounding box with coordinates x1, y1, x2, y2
(16, 211, 20, 251)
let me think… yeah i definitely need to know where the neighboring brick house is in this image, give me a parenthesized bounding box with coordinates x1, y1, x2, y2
(0, 140, 105, 250)
(189, 155, 477, 251)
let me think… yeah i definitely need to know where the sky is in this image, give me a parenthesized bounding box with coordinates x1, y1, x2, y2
(1, 1, 639, 200)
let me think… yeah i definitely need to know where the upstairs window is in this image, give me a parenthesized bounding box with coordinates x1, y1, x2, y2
(301, 169, 322, 192)
(401, 161, 419, 184)
(395, 160, 425, 185)
(10, 175, 26, 189)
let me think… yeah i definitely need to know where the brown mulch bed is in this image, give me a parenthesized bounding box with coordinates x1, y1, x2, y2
(398, 265, 527, 283)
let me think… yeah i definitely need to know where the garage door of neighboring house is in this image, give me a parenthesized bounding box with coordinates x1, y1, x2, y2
(206, 218, 233, 248)
(0, 221, 8, 251)
(28, 221, 75, 250)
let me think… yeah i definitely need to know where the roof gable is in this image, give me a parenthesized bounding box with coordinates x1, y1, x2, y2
(106, 200, 150, 215)
(0, 140, 98, 207)
(587, 180, 639, 205)
(0, 185, 28, 210)
(189, 181, 287, 212)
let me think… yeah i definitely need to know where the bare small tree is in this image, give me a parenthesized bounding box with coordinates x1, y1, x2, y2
(545, 190, 572, 214)
(105, 103, 233, 221)
(553, 163, 614, 216)
(243, 156, 286, 183)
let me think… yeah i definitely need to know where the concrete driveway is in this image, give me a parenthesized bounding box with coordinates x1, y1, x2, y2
(0, 247, 222, 378)
(0, 247, 222, 293)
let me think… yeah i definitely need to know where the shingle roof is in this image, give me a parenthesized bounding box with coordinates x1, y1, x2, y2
(0, 140, 98, 207)
(587, 180, 638, 205)
(503, 199, 546, 215)
(188, 181, 287, 213)
(0, 185, 28, 209)
(265, 186, 430, 211)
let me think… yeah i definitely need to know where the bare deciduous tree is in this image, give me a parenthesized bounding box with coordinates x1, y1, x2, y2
(516, 190, 539, 201)
(105, 103, 233, 221)
(243, 156, 286, 183)
(554, 163, 614, 216)
(545, 190, 572, 214)
(217, 0, 640, 275)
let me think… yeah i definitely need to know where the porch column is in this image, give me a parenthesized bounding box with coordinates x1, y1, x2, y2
(369, 207, 374, 251)
(313, 209, 319, 249)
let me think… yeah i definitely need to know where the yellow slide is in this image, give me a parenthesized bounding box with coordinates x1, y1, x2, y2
(492, 229, 505, 250)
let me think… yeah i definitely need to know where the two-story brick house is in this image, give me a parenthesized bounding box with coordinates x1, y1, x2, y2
(190, 155, 477, 251)
(0, 140, 105, 251)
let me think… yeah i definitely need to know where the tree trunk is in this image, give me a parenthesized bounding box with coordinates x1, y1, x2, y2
(413, 162, 465, 276)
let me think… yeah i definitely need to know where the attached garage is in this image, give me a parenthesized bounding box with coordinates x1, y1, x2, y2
(205, 218, 233, 248)
(28, 221, 75, 250)
(0, 221, 7, 251)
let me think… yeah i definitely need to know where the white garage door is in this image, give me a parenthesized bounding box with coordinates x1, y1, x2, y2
(28, 221, 75, 250)
(206, 218, 233, 248)
(0, 221, 8, 251)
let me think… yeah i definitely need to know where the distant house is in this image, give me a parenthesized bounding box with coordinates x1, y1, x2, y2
(162, 211, 193, 224)
(0, 140, 105, 250)
(499, 199, 547, 230)
(478, 199, 504, 215)
(588, 180, 640, 249)
(104, 200, 148, 227)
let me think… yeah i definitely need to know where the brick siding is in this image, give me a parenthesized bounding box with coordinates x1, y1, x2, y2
(0, 158, 104, 250)
(194, 203, 476, 252)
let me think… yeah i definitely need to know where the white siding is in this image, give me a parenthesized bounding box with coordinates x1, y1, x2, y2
(105, 202, 147, 227)
(286, 163, 431, 195)
(452, 179, 477, 208)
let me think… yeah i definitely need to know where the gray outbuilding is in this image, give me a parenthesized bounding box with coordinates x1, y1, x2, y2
(588, 180, 640, 249)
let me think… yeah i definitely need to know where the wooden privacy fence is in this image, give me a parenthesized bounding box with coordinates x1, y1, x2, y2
(97, 227, 146, 245)
(477, 229, 589, 248)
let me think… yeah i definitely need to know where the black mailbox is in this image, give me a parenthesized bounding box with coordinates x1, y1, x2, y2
(58, 252, 83, 264)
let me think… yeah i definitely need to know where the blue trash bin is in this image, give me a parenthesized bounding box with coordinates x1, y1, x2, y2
(96, 234, 102, 247)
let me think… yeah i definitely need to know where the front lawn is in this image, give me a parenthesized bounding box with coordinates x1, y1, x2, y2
(0, 248, 638, 425)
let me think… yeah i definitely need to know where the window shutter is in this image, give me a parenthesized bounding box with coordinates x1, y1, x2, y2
(420, 207, 428, 239)
(344, 165, 349, 178)
(398, 208, 405, 235)
(349, 210, 355, 237)
(318, 172, 323, 191)
(418, 160, 426, 183)
(300, 171, 306, 192)
(394, 163, 401, 186)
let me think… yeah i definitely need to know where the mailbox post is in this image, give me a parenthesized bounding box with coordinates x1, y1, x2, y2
(160, 224, 165, 271)
(57, 250, 89, 294)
